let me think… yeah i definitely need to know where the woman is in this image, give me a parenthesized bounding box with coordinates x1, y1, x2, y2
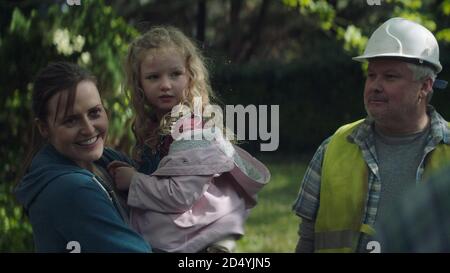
(15, 62, 150, 253)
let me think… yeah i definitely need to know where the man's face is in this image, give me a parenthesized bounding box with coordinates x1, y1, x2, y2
(364, 59, 428, 125)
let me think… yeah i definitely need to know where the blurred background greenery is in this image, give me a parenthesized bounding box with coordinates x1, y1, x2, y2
(2, 0, 450, 252)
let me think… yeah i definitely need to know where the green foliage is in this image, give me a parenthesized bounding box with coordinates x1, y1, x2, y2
(0, 183, 33, 252)
(442, 0, 450, 15)
(337, 25, 368, 53)
(282, 0, 335, 31)
(436, 29, 450, 42)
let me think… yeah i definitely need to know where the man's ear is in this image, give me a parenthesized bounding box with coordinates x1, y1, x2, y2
(419, 77, 433, 98)
(35, 118, 49, 138)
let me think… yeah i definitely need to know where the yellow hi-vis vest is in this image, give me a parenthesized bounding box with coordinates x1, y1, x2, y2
(315, 119, 450, 253)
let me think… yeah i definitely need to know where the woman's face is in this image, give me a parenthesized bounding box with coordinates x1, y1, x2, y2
(39, 80, 108, 170)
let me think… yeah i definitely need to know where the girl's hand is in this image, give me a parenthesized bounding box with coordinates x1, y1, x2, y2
(107, 160, 132, 177)
(113, 166, 137, 190)
(107, 161, 136, 190)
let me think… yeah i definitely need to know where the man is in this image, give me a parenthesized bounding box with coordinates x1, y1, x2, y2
(292, 17, 450, 253)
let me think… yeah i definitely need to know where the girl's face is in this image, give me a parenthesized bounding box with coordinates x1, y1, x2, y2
(139, 48, 188, 119)
(39, 81, 108, 170)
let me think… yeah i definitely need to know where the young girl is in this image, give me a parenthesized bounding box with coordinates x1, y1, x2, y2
(15, 62, 150, 252)
(109, 26, 270, 253)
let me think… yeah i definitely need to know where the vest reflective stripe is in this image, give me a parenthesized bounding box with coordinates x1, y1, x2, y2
(315, 224, 376, 252)
(315, 120, 450, 253)
(315, 230, 358, 251)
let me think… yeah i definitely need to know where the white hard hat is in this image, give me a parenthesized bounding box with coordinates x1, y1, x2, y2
(353, 17, 442, 73)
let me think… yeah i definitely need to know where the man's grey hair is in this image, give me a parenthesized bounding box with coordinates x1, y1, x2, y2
(406, 63, 437, 103)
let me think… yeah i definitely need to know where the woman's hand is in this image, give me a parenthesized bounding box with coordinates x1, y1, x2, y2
(108, 161, 137, 190)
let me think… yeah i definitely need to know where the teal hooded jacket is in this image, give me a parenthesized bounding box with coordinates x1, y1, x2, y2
(15, 144, 151, 253)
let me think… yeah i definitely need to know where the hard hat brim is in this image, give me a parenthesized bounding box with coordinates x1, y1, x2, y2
(353, 53, 442, 73)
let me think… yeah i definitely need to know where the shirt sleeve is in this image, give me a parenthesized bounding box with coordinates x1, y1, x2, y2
(295, 218, 315, 253)
(292, 137, 331, 221)
(49, 174, 151, 253)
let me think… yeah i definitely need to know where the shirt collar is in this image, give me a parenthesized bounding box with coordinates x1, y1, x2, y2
(347, 105, 450, 146)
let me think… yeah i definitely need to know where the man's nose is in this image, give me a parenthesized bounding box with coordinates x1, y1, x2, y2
(369, 77, 383, 93)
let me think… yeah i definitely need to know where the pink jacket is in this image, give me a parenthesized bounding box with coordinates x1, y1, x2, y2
(128, 138, 270, 253)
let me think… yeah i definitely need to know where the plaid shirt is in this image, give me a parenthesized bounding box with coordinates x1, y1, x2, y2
(292, 106, 450, 252)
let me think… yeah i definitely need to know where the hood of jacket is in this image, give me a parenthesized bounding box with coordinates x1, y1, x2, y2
(15, 144, 92, 211)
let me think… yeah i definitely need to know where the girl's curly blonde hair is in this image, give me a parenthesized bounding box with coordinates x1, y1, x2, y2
(125, 26, 217, 161)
